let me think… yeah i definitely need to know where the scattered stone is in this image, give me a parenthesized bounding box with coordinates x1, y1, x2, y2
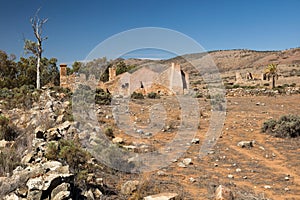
(284, 187, 290, 192)
(284, 176, 290, 181)
(189, 177, 196, 183)
(84, 189, 94, 199)
(144, 193, 178, 200)
(121, 180, 139, 195)
(112, 137, 124, 144)
(137, 129, 144, 134)
(236, 168, 242, 172)
(145, 132, 152, 137)
(51, 183, 71, 199)
(259, 146, 265, 151)
(191, 138, 200, 144)
(157, 170, 166, 176)
(123, 145, 137, 151)
(227, 174, 234, 179)
(243, 176, 248, 179)
(215, 185, 234, 200)
(264, 185, 271, 189)
(0, 140, 10, 148)
(182, 158, 192, 165)
(21, 152, 35, 164)
(177, 162, 186, 168)
(237, 140, 254, 148)
(94, 188, 103, 198)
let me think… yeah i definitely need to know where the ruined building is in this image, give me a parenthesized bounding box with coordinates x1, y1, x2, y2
(60, 62, 190, 96)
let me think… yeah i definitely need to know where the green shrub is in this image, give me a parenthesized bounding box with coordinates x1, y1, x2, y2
(95, 88, 112, 105)
(0, 86, 41, 109)
(131, 92, 144, 99)
(104, 127, 114, 138)
(194, 92, 203, 98)
(0, 147, 22, 176)
(147, 92, 160, 99)
(45, 142, 59, 160)
(262, 115, 300, 138)
(0, 115, 18, 141)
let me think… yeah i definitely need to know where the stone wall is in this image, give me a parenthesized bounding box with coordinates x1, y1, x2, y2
(59, 63, 190, 96)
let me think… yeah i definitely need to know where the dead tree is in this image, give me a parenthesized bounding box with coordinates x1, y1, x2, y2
(24, 9, 48, 89)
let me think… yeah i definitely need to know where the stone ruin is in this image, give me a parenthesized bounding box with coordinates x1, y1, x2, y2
(235, 71, 267, 84)
(60, 62, 190, 96)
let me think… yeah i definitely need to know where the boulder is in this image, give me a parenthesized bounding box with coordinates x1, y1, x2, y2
(121, 180, 139, 195)
(144, 193, 179, 200)
(26, 176, 44, 191)
(51, 183, 71, 199)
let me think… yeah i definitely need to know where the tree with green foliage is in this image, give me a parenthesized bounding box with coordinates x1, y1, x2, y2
(264, 63, 278, 89)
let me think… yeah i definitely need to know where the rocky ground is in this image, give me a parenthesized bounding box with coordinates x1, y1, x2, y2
(0, 86, 299, 200)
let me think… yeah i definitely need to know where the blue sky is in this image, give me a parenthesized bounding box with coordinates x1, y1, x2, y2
(0, 0, 300, 64)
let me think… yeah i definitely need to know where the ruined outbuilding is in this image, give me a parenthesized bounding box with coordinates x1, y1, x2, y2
(60, 62, 190, 96)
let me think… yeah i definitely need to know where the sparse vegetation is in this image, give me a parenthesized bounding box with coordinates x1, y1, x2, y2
(0, 85, 42, 109)
(131, 91, 144, 99)
(0, 115, 18, 141)
(104, 127, 114, 138)
(147, 92, 160, 99)
(262, 115, 300, 138)
(95, 88, 112, 105)
(0, 147, 22, 176)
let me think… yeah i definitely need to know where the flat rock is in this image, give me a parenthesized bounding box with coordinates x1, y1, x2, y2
(112, 137, 124, 144)
(237, 140, 254, 148)
(144, 192, 178, 200)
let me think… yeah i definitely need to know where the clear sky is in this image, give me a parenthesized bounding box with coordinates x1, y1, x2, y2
(0, 0, 300, 64)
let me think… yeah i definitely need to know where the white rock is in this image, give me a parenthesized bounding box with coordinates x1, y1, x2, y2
(144, 193, 178, 200)
(227, 174, 234, 179)
(182, 158, 192, 165)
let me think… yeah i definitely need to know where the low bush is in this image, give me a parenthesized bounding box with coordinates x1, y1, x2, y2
(262, 115, 300, 138)
(131, 92, 144, 99)
(147, 92, 160, 99)
(0, 85, 41, 109)
(104, 127, 114, 138)
(95, 88, 112, 105)
(0, 115, 18, 141)
(0, 147, 22, 176)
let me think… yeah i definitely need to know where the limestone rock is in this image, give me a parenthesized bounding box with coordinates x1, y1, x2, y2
(3, 193, 20, 200)
(51, 183, 71, 199)
(52, 191, 71, 200)
(237, 140, 254, 148)
(182, 158, 192, 165)
(21, 152, 35, 164)
(144, 193, 179, 200)
(215, 185, 234, 200)
(121, 180, 139, 195)
(26, 176, 44, 191)
(112, 137, 124, 144)
(84, 189, 95, 200)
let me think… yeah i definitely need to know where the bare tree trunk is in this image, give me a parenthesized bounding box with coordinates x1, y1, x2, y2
(37, 54, 41, 89)
(272, 75, 275, 89)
